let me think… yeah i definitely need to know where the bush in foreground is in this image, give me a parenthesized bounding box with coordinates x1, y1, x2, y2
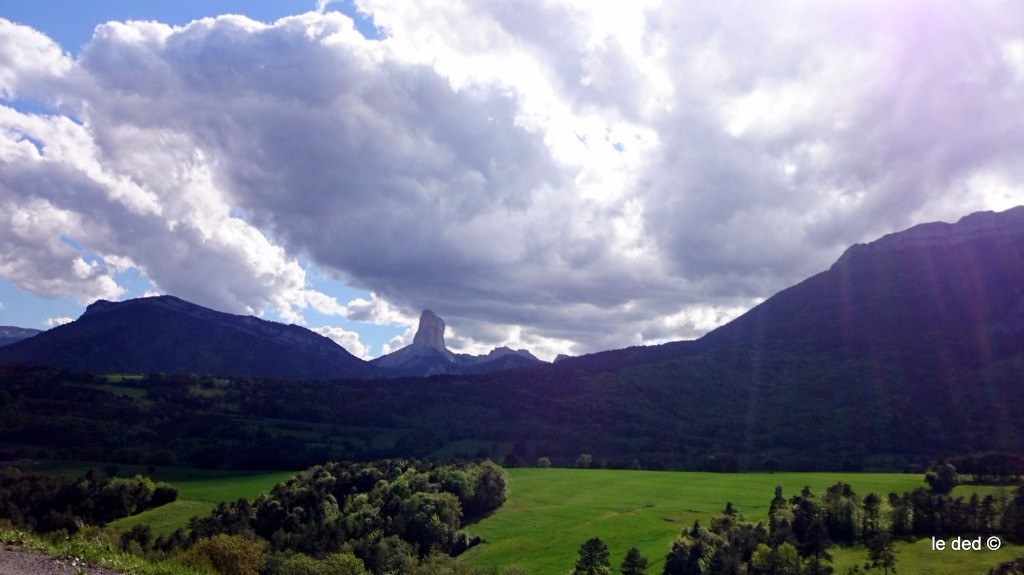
(177, 534, 265, 575)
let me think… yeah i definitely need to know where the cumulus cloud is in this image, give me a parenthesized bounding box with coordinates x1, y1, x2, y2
(343, 294, 415, 326)
(44, 316, 73, 327)
(3, 2, 1024, 357)
(380, 327, 415, 356)
(310, 325, 369, 359)
(0, 18, 71, 100)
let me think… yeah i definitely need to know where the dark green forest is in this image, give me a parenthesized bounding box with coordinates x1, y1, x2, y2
(0, 466, 177, 532)
(2, 359, 1023, 472)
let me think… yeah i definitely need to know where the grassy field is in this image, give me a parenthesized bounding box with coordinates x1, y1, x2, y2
(33, 463, 1020, 574)
(461, 468, 1024, 575)
(110, 471, 296, 536)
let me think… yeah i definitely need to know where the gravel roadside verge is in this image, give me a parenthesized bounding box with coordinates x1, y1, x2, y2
(0, 544, 124, 575)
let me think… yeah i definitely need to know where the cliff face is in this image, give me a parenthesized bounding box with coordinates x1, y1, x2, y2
(411, 310, 450, 355)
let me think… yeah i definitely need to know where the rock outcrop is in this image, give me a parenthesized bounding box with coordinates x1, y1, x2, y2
(372, 310, 545, 377)
(412, 310, 449, 353)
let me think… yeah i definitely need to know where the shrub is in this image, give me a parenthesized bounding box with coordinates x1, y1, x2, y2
(322, 552, 367, 575)
(178, 534, 265, 575)
(266, 552, 366, 575)
(275, 553, 319, 575)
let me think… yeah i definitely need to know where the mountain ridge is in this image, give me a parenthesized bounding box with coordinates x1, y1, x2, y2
(0, 295, 379, 379)
(833, 205, 1024, 267)
(0, 298, 547, 379)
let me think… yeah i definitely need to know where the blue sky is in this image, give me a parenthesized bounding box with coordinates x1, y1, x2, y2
(1, 1, 382, 52)
(1, 1, 1022, 360)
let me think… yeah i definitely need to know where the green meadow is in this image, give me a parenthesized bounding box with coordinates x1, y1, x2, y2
(63, 464, 1022, 574)
(110, 471, 296, 536)
(460, 468, 1024, 575)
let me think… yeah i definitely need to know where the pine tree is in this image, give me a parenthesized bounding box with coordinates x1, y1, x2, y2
(620, 546, 648, 575)
(861, 493, 881, 540)
(924, 460, 958, 495)
(1001, 486, 1024, 544)
(865, 531, 897, 575)
(769, 486, 788, 533)
(662, 521, 721, 575)
(573, 537, 611, 575)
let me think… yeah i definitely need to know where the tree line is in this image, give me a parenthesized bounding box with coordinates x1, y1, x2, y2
(0, 467, 177, 532)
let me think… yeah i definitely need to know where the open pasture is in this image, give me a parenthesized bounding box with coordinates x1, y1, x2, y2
(462, 468, 1022, 575)
(110, 471, 296, 536)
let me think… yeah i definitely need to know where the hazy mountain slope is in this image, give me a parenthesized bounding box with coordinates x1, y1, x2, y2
(0, 296, 378, 379)
(0, 327, 42, 347)
(700, 206, 1024, 367)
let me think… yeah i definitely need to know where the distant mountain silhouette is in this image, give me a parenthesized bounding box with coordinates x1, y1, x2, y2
(0, 326, 41, 347)
(697, 206, 1024, 368)
(0, 296, 378, 379)
(539, 206, 1024, 464)
(3, 208, 1024, 470)
(555, 206, 1024, 371)
(372, 310, 546, 376)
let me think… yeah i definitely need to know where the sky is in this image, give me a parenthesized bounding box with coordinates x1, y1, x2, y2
(1, 1, 1023, 361)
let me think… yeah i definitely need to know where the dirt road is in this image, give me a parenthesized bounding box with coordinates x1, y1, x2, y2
(0, 545, 122, 575)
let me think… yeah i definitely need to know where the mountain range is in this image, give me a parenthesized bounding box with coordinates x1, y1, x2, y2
(1, 206, 1024, 469)
(0, 297, 544, 379)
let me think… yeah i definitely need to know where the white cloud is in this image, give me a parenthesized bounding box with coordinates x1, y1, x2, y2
(311, 325, 370, 359)
(445, 323, 577, 362)
(0, 19, 72, 100)
(380, 326, 415, 356)
(44, 316, 73, 327)
(3, 2, 1024, 356)
(342, 294, 415, 326)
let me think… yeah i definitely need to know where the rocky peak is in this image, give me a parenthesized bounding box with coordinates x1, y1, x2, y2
(412, 309, 447, 352)
(83, 299, 118, 317)
(485, 346, 540, 361)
